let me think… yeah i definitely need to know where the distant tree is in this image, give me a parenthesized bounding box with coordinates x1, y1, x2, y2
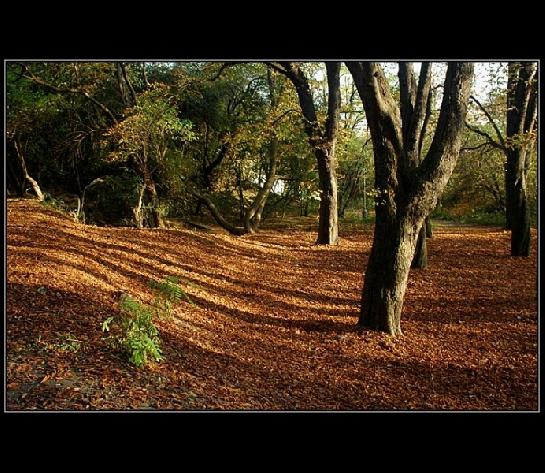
(466, 61, 537, 256)
(267, 62, 341, 245)
(346, 62, 473, 335)
(192, 67, 288, 234)
(107, 85, 195, 227)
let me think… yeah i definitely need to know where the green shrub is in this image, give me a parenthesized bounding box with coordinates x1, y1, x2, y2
(102, 295, 163, 368)
(101, 276, 192, 368)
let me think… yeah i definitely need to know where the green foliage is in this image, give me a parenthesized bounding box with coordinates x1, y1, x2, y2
(102, 276, 191, 368)
(460, 210, 506, 226)
(108, 85, 196, 167)
(102, 295, 163, 368)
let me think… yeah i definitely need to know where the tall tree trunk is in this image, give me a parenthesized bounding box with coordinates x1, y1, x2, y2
(504, 168, 514, 230)
(507, 148, 530, 255)
(316, 147, 338, 244)
(13, 138, 44, 201)
(506, 62, 536, 256)
(268, 61, 341, 245)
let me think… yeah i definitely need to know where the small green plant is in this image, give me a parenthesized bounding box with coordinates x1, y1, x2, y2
(102, 276, 190, 368)
(102, 295, 163, 368)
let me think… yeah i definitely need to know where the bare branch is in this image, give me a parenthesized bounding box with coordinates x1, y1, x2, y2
(190, 190, 246, 235)
(469, 95, 505, 147)
(460, 141, 494, 153)
(208, 62, 245, 81)
(264, 62, 290, 76)
(464, 121, 505, 150)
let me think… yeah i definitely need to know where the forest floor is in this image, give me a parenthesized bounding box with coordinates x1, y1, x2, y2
(6, 199, 538, 411)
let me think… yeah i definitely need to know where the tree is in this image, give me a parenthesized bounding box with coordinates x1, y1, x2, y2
(346, 61, 474, 335)
(465, 62, 537, 256)
(191, 66, 289, 235)
(267, 62, 341, 245)
(107, 85, 195, 228)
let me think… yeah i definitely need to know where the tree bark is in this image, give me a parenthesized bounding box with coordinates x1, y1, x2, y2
(411, 225, 428, 268)
(361, 213, 422, 336)
(509, 160, 530, 256)
(133, 184, 146, 228)
(193, 191, 246, 235)
(144, 178, 163, 228)
(244, 137, 279, 232)
(316, 147, 338, 244)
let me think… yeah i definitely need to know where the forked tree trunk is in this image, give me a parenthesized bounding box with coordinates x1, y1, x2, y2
(244, 138, 279, 233)
(133, 176, 163, 228)
(347, 61, 473, 336)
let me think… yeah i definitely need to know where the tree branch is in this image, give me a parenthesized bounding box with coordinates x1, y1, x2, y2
(460, 141, 494, 153)
(415, 63, 474, 202)
(190, 190, 246, 235)
(464, 121, 505, 150)
(325, 62, 341, 143)
(469, 95, 505, 147)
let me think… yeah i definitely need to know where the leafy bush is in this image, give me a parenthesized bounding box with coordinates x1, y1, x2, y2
(102, 295, 163, 368)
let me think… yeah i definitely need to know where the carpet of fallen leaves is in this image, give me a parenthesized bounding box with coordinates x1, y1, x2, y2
(6, 199, 538, 411)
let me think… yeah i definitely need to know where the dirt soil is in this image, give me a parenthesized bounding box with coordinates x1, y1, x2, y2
(6, 199, 538, 410)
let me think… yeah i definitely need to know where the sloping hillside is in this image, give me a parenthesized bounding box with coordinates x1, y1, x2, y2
(6, 199, 538, 410)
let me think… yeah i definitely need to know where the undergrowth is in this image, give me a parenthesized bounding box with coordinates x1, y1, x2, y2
(102, 276, 191, 368)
